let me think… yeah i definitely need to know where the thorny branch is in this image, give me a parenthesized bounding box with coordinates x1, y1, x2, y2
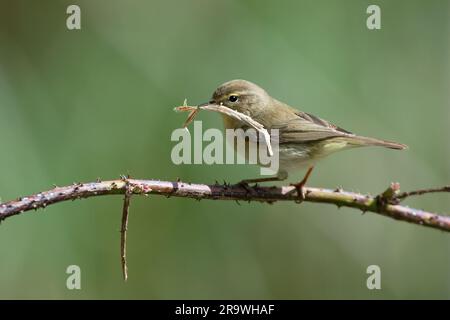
(0, 179, 449, 231)
(0, 178, 449, 279)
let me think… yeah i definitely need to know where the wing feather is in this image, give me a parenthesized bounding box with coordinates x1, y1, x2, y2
(268, 101, 353, 144)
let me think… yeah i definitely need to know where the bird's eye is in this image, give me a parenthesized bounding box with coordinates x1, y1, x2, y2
(228, 95, 238, 102)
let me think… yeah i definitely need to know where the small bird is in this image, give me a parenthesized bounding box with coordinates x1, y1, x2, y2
(201, 79, 407, 199)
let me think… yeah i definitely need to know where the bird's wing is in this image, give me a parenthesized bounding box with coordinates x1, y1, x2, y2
(271, 107, 354, 144)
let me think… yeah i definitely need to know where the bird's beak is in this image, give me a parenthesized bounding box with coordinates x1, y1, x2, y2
(197, 101, 216, 108)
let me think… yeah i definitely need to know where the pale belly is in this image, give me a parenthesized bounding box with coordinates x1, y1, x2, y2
(235, 138, 352, 176)
(278, 144, 317, 172)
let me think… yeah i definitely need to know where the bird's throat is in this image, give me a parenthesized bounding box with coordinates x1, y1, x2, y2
(222, 114, 242, 130)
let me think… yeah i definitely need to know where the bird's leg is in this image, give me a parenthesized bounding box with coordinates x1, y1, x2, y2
(236, 172, 288, 192)
(290, 166, 314, 202)
(239, 176, 286, 185)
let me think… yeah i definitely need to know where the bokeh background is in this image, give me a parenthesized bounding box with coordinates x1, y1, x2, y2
(0, 0, 449, 299)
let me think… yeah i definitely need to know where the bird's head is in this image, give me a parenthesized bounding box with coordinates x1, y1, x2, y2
(202, 79, 271, 117)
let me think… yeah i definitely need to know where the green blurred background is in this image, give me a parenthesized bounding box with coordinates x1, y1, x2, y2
(0, 0, 449, 299)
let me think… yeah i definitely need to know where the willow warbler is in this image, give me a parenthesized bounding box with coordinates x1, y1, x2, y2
(201, 79, 407, 198)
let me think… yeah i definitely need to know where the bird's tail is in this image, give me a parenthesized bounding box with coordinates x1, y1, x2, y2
(345, 135, 408, 150)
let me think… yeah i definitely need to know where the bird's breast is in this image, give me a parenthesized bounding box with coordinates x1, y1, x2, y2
(222, 114, 242, 130)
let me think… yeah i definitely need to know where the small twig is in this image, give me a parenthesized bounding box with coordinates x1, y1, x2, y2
(174, 102, 274, 156)
(395, 186, 450, 201)
(120, 178, 132, 281)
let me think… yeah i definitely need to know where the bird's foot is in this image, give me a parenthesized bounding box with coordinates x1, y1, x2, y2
(289, 166, 314, 203)
(235, 180, 254, 194)
(290, 182, 307, 204)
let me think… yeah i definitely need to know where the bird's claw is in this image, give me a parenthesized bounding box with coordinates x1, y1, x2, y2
(290, 183, 307, 204)
(236, 181, 255, 194)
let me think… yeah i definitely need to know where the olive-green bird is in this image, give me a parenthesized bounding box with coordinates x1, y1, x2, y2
(201, 79, 407, 198)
